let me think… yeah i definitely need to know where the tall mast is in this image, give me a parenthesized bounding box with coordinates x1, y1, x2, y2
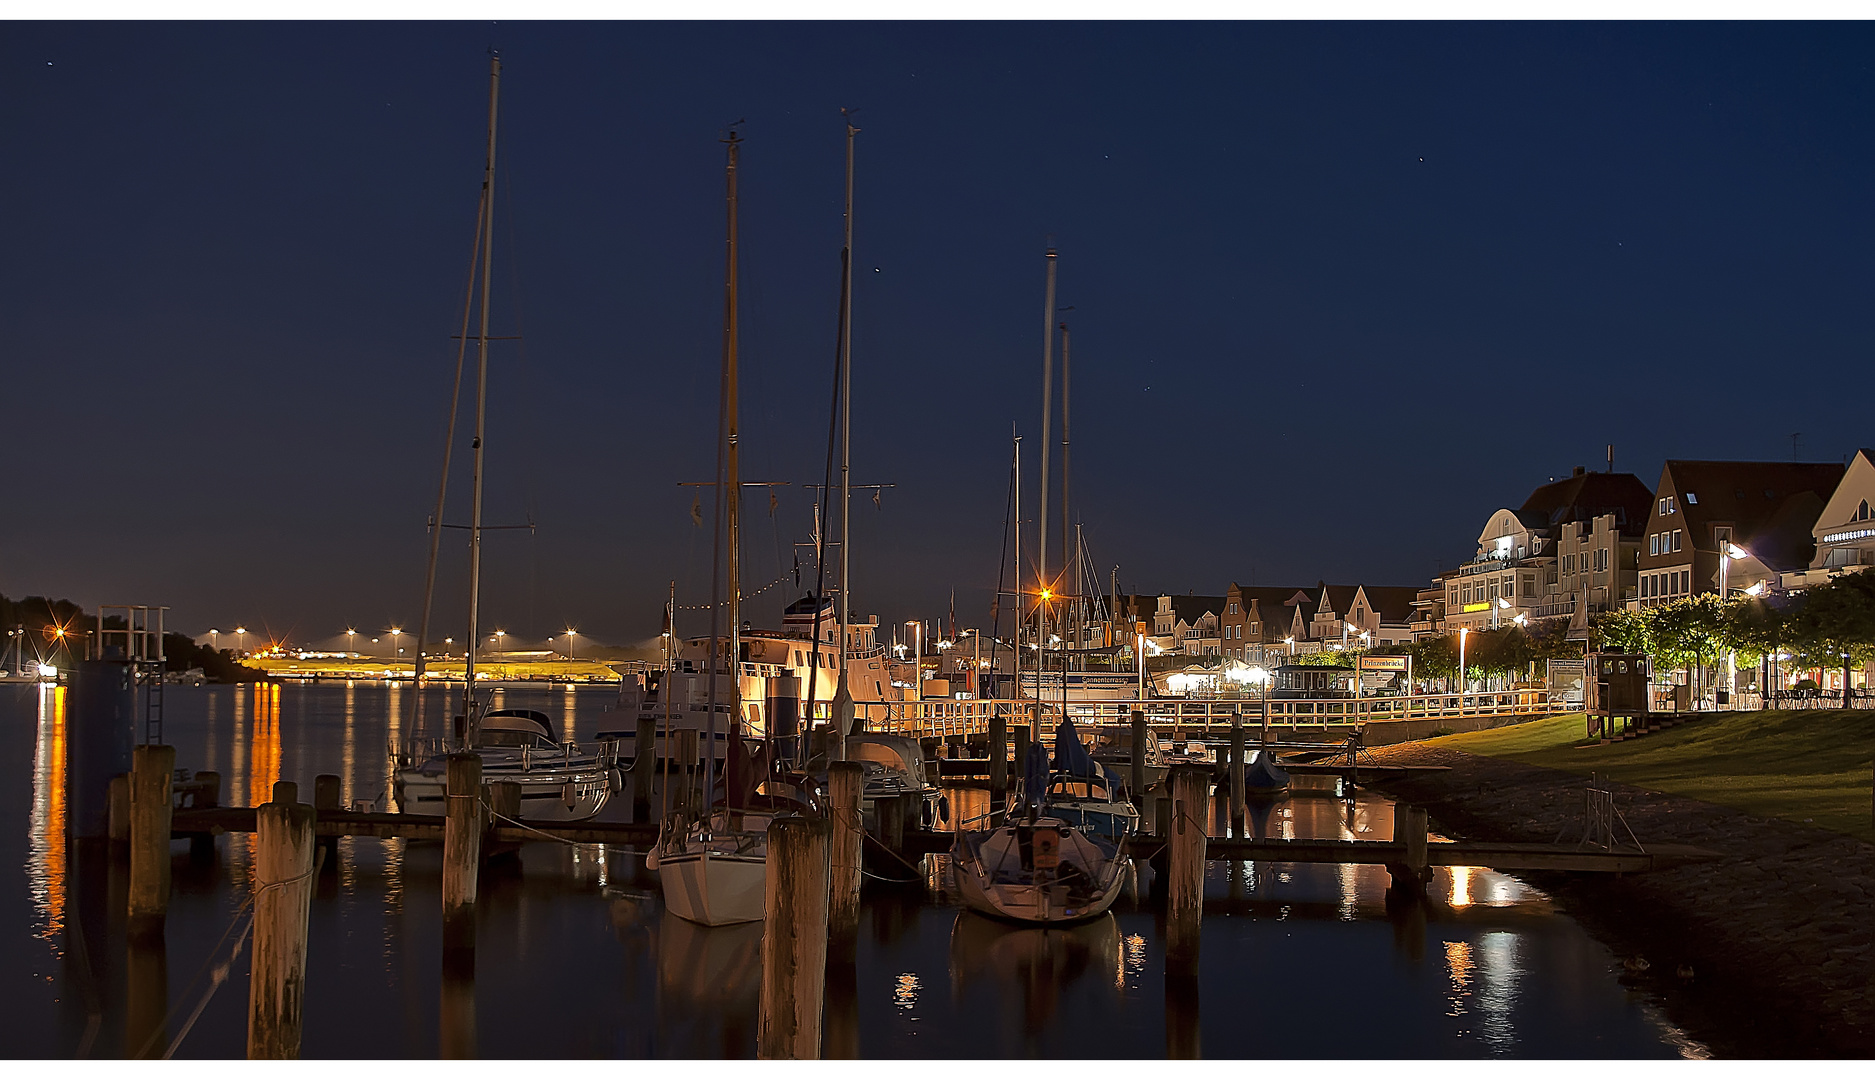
(725, 129, 743, 762)
(1036, 249, 1056, 728)
(831, 115, 858, 758)
(413, 181, 486, 745)
(1060, 320, 1072, 659)
(464, 52, 500, 744)
(1012, 424, 1022, 703)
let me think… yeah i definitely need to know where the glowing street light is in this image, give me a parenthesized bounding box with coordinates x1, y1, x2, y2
(210, 628, 220, 653)
(564, 629, 577, 658)
(235, 627, 248, 655)
(345, 628, 357, 654)
(389, 627, 403, 657)
(1457, 626, 1470, 697)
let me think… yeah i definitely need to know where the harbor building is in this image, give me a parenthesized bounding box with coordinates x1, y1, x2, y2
(1634, 459, 1843, 607)
(1782, 448, 1875, 590)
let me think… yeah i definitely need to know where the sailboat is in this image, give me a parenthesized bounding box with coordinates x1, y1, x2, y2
(392, 56, 609, 823)
(653, 127, 778, 927)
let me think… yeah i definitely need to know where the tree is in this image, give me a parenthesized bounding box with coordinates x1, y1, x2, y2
(1785, 573, 1875, 709)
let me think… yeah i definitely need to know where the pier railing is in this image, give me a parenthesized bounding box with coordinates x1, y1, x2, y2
(857, 689, 1566, 740)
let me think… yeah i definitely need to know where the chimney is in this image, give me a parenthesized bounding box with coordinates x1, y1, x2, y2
(1573, 465, 1585, 477)
(1606, 444, 1615, 472)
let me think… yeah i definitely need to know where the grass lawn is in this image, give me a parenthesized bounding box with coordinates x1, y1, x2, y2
(1423, 709, 1875, 841)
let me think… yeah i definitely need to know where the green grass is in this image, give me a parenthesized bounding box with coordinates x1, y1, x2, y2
(1423, 710, 1875, 841)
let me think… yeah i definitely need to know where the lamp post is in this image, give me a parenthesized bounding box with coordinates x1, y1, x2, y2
(235, 627, 248, 656)
(906, 620, 922, 699)
(1492, 596, 1511, 630)
(210, 628, 221, 654)
(564, 629, 577, 659)
(345, 628, 356, 655)
(1720, 542, 1751, 704)
(390, 627, 403, 659)
(1457, 627, 1470, 699)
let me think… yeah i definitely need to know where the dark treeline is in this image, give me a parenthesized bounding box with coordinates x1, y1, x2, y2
(0, 592, 267, 682)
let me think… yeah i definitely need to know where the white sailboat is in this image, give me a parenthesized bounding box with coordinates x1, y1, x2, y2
(391, 55, 608, 823)
(654, 127, 774, 926)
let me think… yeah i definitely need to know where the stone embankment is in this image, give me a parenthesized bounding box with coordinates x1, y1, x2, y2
(1363, 740, 1874, 1058)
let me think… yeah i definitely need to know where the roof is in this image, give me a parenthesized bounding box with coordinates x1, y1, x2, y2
(1226, 584, 1314, 613)
(1660, 460, 1846, 570)
(1166, 595, 1226, 625)
(1358, 585, 1422, 625)
(1518, 470, 1656, 537)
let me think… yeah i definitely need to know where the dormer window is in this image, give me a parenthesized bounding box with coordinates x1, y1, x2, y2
(1685, 492, 1698, 505)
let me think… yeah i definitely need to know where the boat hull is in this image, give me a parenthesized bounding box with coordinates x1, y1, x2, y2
(951, 822, 1127, 926)
(658, 849, 767, 927)
(396, 759, 610, 822)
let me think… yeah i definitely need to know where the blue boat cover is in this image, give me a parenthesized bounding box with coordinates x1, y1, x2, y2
(1050, 718, 1101, 779)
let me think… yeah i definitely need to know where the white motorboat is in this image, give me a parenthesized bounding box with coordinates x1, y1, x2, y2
(1087, 723, 1171, 792)
(823, 732, 947, 830)
(395, 708, 610, 822)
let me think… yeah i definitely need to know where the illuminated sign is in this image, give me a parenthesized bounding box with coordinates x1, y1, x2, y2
(1461, 602, 1491, 613)
(1822, 528, 1875, 545)
(1359, 655, 1409, 671)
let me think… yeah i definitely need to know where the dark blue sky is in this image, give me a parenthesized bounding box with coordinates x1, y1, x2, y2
(5, 21, 1872, 648)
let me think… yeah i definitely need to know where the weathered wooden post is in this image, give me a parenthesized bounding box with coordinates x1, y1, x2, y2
(876, 792, 907, 860)
(442, 754, 483, 954)
(988, 710, 1008, 805)
(826, 761, 863, 965)
(313, 774, 342, 871)
(109, 774, 131, 844)
(1229, 714, 1247, 838)
(758, 815, 831, 1060)
(1165, 765, 1209, 975)
(247, 793, 316, 1059)
(1013, 723, 1031, 781)
(674, 728, 701, 816)
(1130, 709, 1148, 807)
(273, 780, 298, 805)
(484, 780, 522, 860)
(189, 771, 221, 861)
(438, 957, 477, 1059)
(632, 715, 657, 819)
(1387, 804, 1429, 896)
(127, 743, 175, 937)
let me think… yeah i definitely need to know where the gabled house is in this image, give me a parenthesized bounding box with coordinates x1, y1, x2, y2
(1785, 449, 1875, 590)
(1220, 583, 1313, 663)
(1635, 460, 1843, 607)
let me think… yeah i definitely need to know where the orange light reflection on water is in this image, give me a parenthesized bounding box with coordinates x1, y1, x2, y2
(28, 685, 68, 945)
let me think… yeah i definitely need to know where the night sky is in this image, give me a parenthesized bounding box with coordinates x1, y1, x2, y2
(5, 21, 1873, 650)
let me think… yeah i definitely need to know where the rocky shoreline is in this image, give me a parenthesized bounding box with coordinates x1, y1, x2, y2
(1361, 741, 1874, 1059)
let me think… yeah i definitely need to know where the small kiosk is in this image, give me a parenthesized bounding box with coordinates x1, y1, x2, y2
(1585, 652, 1650, 739)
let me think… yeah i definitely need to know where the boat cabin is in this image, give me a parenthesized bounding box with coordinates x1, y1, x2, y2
(478, 709, 560, 750)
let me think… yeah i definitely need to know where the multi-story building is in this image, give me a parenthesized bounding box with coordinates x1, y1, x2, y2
(1635, 460, 1843, 607)
(1219, 584, 1312, 664)
(1309, 583, 1420, 647)
(1154, 595, 1225, 657)
(1444, 467, 1653, 630)
(1784, 449, 1875, 590)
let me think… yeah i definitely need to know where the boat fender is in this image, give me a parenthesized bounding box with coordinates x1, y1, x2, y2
(937, 795, 950, 824)
(607, 766, 625, 793)
(645, 848, 659, 871)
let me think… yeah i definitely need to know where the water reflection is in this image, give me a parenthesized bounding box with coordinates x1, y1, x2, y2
(29, 685, 67, 944)
(0, 685, 1711, 1058)
(948, 911, 1120, 1034)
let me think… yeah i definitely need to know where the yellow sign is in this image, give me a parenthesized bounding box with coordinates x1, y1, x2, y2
(1461, 602, 1491, 613)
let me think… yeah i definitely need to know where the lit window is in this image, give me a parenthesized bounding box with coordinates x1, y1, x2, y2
(1649, 534, 1659, 556)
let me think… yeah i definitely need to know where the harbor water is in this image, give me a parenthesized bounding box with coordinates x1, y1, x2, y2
(0, 682, 1706, 1058)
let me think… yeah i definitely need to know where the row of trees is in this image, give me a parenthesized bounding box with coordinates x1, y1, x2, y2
(1595, 572, 1875, 704)
(0, 592, 265, 682)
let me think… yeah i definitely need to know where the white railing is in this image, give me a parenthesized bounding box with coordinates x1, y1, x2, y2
(851, 690, 1566, 739)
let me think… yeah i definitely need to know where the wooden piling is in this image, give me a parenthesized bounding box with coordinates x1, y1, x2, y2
(189, 771, 220, 861)
(632, 715, 656, 817)
(1388, 804, 1429, 895)
(875, 792, 907, 860)
(442, 754, 483, 954)
(827, 761, 863, 965)
(485, 780, 522, 860)
(1229, 716, 1246, 838)
(1165, 765, 1209, 973)
(108, 774, 131, 844)
(1130, 710, 1148, 806)
(758, 815, 831, 1060)
(273, 780, 297, 805)
(313, 774, 342, 870)
(1013, 724, 1031, 783)
(127, 743, 175, 936)
(988, 711, 1008, 804)
(247, 796, 316, 1059)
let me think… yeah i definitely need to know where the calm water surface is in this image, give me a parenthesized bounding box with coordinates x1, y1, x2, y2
(1, 682, 1704, 1058)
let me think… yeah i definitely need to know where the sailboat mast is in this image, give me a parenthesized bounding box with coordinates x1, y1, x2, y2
(724, 131, 743, 770)
(464, 52, 500, 743)
(832, 116, 857, 758)
(1060, 320, 1072, 660)
(1036, 249, 1056, 728)
(414, 185, 485, 744)
(1012, 424, 1022, 702)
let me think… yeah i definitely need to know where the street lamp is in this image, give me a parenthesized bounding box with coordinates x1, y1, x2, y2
(210, 628, 220, 653)
(564, 629, 577, 658)
(1492, 597, 1511, 630)
(1457, 626, 1470, 698)
(389, 627, 403, 657)
(235, 627, 248, 655)
(345, 628, 357, 654)
(1284, 636, 1295, 657)
(1720, 542, 1752, 704)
